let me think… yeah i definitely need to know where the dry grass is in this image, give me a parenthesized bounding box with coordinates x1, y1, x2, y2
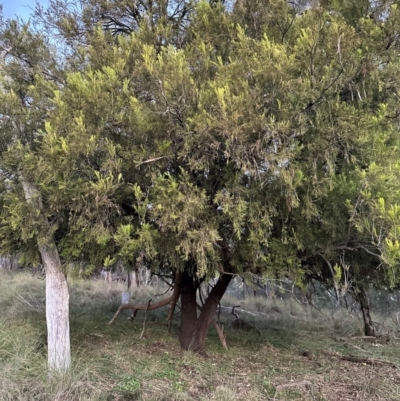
(0, 269, 399, 400)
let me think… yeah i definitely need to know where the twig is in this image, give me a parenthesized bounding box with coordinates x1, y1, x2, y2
(135, 156, 167, 167)
(212, 320, 228, 350)
(195, 303, 229, 350)
(139, 299, 152, 339)
(232, 305, 241, 320)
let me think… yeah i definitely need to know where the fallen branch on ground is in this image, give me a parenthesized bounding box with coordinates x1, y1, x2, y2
(322, 351, 397, 368)
(340, 355, 397, 368)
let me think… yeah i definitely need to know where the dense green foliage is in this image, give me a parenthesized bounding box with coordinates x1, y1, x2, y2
(1, 0, 400, 313)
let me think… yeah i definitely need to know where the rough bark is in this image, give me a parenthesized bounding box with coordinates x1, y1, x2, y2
(127, 271, 132, 290)
(22, 179, 71, 373)
(179, 269, 199, 350)
(357, 286, 376, 337)
(134, 269, 140, 287)
(190, 273, 233, 355)
(178, 269, 233, 354)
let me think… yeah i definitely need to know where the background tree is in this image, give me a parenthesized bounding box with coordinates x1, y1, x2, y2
(268, 0, 400, 336)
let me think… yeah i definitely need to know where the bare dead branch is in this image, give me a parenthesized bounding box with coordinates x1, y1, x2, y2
(340, 355, 396, 368)
(110, 273, 182, 326)
(212, 320, 228, 350)
(136, 156, 167, 167)
(109, 295, 174, 325)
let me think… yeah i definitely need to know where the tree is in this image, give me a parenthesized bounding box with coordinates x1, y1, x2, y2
(0, 18, 72, 372)
(267, 0, 400, 336)
(42, 0, 400, 352)
(0, 14, 122, 371)
(2, 0, 400, 359)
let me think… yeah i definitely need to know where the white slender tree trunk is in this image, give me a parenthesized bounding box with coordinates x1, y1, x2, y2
(21, 179, 71, 373)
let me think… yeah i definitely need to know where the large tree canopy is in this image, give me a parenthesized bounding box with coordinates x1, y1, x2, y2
(1, 0, 400, 361)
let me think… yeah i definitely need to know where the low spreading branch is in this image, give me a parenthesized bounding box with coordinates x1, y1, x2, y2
(108, 296, 174, 325)
(109, 273, 182, 326)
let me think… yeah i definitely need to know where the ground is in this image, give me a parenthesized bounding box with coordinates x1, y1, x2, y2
(0, 270, 399, 400)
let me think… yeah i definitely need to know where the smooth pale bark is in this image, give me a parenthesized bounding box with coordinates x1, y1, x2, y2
(22, 179, 71, 373)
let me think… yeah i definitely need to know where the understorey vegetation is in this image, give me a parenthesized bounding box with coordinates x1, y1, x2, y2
(1, 0, 400, 376)
(1, 270, 400, 401)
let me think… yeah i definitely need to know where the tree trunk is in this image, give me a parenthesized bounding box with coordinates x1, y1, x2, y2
(127, 271, 132, 290)
(135, 269, 140, 287)
(190, 273, 233, 355)
(179, 270, 199, 350)
(22, 179, 71, 373)
(43, 245, 71, 372)
(179, 270, 233, 355)
(357, 286, 375, 337)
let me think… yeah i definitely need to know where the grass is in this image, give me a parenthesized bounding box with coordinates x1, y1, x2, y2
(1, 269, 400, 400)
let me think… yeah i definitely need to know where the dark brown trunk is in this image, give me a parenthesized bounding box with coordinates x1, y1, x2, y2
(179, 270, 199, 350)
(135, 269, 140, 287)
(127, 271, 132, 290)
(191, 273, 233, 355)
(358, 286, 375, 337)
